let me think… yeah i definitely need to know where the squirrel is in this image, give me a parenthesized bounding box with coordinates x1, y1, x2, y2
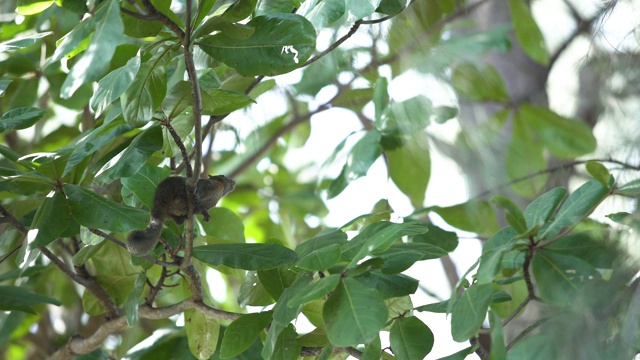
(126, 175, 236, 256)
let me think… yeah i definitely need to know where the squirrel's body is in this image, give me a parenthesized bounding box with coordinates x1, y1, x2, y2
(126, 175, 235, 256)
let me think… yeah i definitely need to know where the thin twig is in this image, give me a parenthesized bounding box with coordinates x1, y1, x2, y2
(502, 296, 532, 326)
(163, 118, 193, 177)
(303, 21, 362, 68)
(359, 0, 417, 25)
(506, 317, 549, 351)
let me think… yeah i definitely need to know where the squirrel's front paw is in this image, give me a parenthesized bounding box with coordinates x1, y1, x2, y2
(202, 212, 211, 222)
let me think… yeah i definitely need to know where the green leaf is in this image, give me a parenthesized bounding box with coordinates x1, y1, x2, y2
(271, 324, 301, 360)
(30, 191, 71, 248)
(478, 227, 520, 283)
(124, 272, 146, 326)
(346, 129, 383, 180)
(389, 316, 434, 360)
(451, 283, 493, 342)
(508, 0, 549, 65)
(489, 310, 506, 360)
(64, 184, 149, 232)
(185, 309, 220, 360)
(438, 345, 479, 360)
(410, 224, 458, 252)
(202, 88, 255, 116)
(287, 274, 340, 307)
(120, 164, 171, 208)
(431, 200, 500, 235)
(61, 0, 124, 98)
(538, 179, 609, 239)
(375, 243, 448, 274)
(386, 95, 433, 132)
(121, 0, 168, 38)
(523, 187, 567, 231)
(506, 114, 547, 198)
(295, 230, 347, 271)
(0, 32, 52, 51)
(373, 77, 389, 124)
(433, 105, 458, 124)
(296, 243, 342, 271)
(258, 267, 297, 301)
(63, 120, 134, 177)
(199, 208, 246, 244)
(545, 231, 617, 269)
(193, 243, 298, 270)
(342, 221, 429, 269)
(220, 311, 272, 359)
(123, 56, 168, 127)
(199, 14, 316, 76)
(302, 0, 346, 29)
(72, 242, 106, 266)
(451, 63, 508, 101)
(532, 249, 599, 306)
(91, 54, 140, 117)
(387, 132, 430, 207)
(491, 195, 527, 233)
(95, 126, 163, 184)
(323, 277, 388, 347)
(616, 178, 640, 197)
(355, 272, 419, 299)
(0, 107, 46, 133)
(0, 286, 61, 314)
(520, 105, 597, 158)
(586, 161, 612, 188)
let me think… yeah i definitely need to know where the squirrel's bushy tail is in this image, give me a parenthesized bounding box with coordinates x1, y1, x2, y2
(126, 217, 164, 256)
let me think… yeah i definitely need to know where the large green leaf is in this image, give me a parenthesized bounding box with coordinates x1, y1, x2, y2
(532, 249, 599, 306)
(220, 311, 272, 359)
(431, 200, 500, 236)
(323, 277, 388, 347)
(451, 63, 509, 101)
(120, 164, 171, 208)
(124, 272, 146, 326)
(271, 324, 300, 360)
(185, 309, 220, 360)
(489, 310, 506, 360)
(0, 286, 62, 314)
(520, 105, 597, 158)
(122, 56, 168, 127)
(538, 179, 609, 239)
(61, 0, 124, 98)
(64, 184, 149, 232)
(356, 272, 419, 299)
(451, 283, 493, 342)
(95, 126, 163, 184)
(389, 316, 434, 360)
(410, 224, 458, 252)
(287, 274, 340, 307)
(491, 195, 527, 233)
(91, 55, 140, 117)
(508, 0, 549, 65)
(328, 130, 382, 199)
(202, 88, 255, 116)
(201, 208, 246, 244)
(341, 221, 429, 269)
(30, 191, 71, 248)
(523, 187, 567, 231)
(193, 243, 298, 270)
(506, 114, 547, 198)
(294, 230, 347, 271)
(258, 267, 297, 301)
(301, 0, 345, 29)
(387, 132, 430, 207)
(0, 107, 46, 133)
(199, 14, 316, 76)
(374, 243, 448, 274)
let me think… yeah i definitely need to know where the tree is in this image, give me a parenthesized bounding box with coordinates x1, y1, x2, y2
(0, 0, 639, 359)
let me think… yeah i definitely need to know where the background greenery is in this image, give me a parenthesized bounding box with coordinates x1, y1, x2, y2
(0, 0, 639, 359)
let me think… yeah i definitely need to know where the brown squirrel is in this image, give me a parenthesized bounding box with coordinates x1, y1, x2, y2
(126, 175, 236, 256)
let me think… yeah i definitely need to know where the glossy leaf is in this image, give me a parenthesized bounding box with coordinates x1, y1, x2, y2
(301, 0, 345, 29)
(95, 126, 163, 184)
(375, 243, 448, 274)
(508, 0, 549, 65)
(451, 63, 508, 101)
(122, 57, 167, 127)
(30, 191, 71, 248)
(124, 272, 146, 326)
(489, 310, 506, 360)
(193, 243, 298, 270)
(523, 187, 567, 230)
(586, 161, 612, 188)
(506, 114, 547, 198)
(389, 316, 434, 360)
(199, 14, 316, 76)
(287, 274, 340, 307)
(520, 105, 597, 158)
(220, 311, 272, 359)
(431, 200, 500, 236)
(491, 195, 527, 233)
(387, 132, 430, 207)
(355, 272, 419, 299)
(61, 0, 124, 98)
(91, 54, 140, 117)
(64, 184, 149, 232)
(0, 286, 61, 314)
(295, 230, 347, 271)
(185, 309, 220, 360)
(451, 283, 493, 342)
(410, 224, 458, 252)
(120, 164, 171, 208)
(323, 277, 388, 347)
(538, 179, 609, 239)
(0, 107, 46, 133)
(616, 178, 640, 197)
(532, 249, 599, 306)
